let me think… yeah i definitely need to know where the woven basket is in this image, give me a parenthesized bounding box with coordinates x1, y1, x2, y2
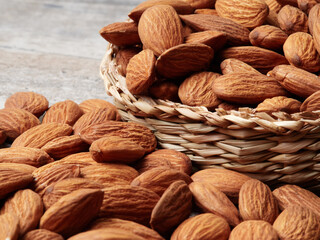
(101, 44, 320, 191)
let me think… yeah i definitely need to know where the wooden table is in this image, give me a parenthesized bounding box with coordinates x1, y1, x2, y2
(0, 0, 144, 108)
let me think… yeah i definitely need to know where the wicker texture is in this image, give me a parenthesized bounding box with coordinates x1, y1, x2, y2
(101, 44, 320, 190)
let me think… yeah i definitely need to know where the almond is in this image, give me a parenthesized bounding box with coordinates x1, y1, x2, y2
(273, 205, 320, 240)
(217, 102, 240, 111)
(42, 178, 104, 209)
(73, 108, 121, 135)
(0, 163, 36, 174)
(40, 189, 104, 237)
(1, 189, 43, 236)
(220, 46, 288, 73)
(115, 47, 141, 76)
(180, 14, 250, 45)
(99, 185, 160, 225)
(171, 213, 230, 240)
(0, 167, 33, 199)
(229, 220, 279, 240)
(5, 91, 49, 117)
(81, 163, 139, 187)
(135, 149, 192, 175)
(99, 22, 140, 46)
(297, 0, 319, 13)
(215, 0, 269, 28)
(185, 30, 227, 51)
(149, 81, 179, 102)
(90, 136, 145, 163)
(0, 147, 53, 167)
(194, 8, 219, 15)
(22, 229, 64, 240)
(126, 49, 156, 95)
(220, 58, 260, 74)
(138, 5, 184, 56)
(78, 99, 118, 114)
(131, 168, 192, 196)
(0, 213, 19, 240)
(270, 64, 320, 98)
(189, 181, 241, 226)
(272, 184, 320, 216)
(42, 100, 83, 126)
(308, 3, 320, 36)
(213, 72, 287, 104)
(275, 0, 298, 7)
(89, 218, 164, 240)
(277, 5, 308, 34)
(249, 25, 288, 50)
(283, 32, 320, 72)
(301, 90, 320, 112)
(79, 121, 157, 153)
(256, 96, 301, 113)
(178, 72, 222, 110)
(128, 0, 194, 22)
(12, 122, 73, 148)
(0, 108, 40, 140)
(156, 43, 214, 79)
(265, 0, 283, 13)
(312, 8, 320, 55)
(186, 0, 215, 9)
(150, 180, 192, 235)
(41, 135, 89, 159)
(239, 179, 279, 224)
(67, 228, 144, 240)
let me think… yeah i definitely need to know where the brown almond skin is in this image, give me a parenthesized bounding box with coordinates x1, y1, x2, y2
(185, 30, 227, 51)
(187, 0, 215, 9)
(115, 47, 141, 76)
(275, 0, 298, 7)
(79, 99, 118, 114)
(239, 179, 279, 224)
(73, 108, 121, 135)
(156, 43, 214, 79)
(270, 64, 320, 98)
(12, 122, 73, 148)
(297, 0, 319, 13)
(90, 136, 145, 164)
(150, 180, 192, 236)
(256, 96, 301, 113)
(0, 130, 6, 145)
(220, 46, 288, 73)
(283, 32, 320, 72)
(0, 108, 40, 140)
(99, 22, 140, 46)
(40, 189, 104, 237)
(22, 229, 64, 240)
(220, 58, 260, 74)
(273, 205, 320, 240)
(5, 91, 49, 117)
(67, 228, 144, 240)
(42, 178, 104, 209)
(79, 121, 157, 153)
(301, 90, 320, 112)
(1, 189, 43, 236)
(0, 147, 53, 167)
(178, 72, 222, 110)
(42, 100, 83, 126)
(0, 213, 19, 240)
(265, 0, 283, 13)
(41, 135, 89, 159)
(171, 213, 230, 240)
(277, 5, 308, 34)
(308, 4, 320, 36)
(99, 185, 160, 226)
(229, 220, 279, 240)
(273, 184, 320, 216)
(138, 5, 184, 57)
(131, 168, 192, 196)
(180, 14, 250, 46)
(126, 49, 156, 95)
(149, 81, 180, 102)
(249, 25, 288, 50)
(89, 218, 164, 240)
(0, 163, 36, 174)
(215, 0, 269, 29)
(195, 8, 219, 15)
(189, 181, 241, 227)
(135, 149, 192, 175)
(213, 72, 288, 104)
(81, 163, 139, 187)
(0, 167, 33, 199)
(128, 0, 194, 22)
(312, 7, 320, 55)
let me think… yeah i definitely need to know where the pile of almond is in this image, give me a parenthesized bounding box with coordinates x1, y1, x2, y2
(100, 0, 320, 113)
(0, 91, 320, 239)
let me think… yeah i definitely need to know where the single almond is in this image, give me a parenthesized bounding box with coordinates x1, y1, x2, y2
(308, 4, 320, 36)
(220, 58, 260, 74)
(0, 163, 36, 174)
(277, 5, 308, 34)
(171, 213, 230, 240)
(22, 229, 64, 240)
(256, 96, 302, 113)
(312, 8, 320, 55)
(185, 30, 227, 51)
(5, 91, 49, 117)
(301, 90, 320, 112)
(79, 99, 118, 114)
(67, 228, 144, 240)
(115, 47, 141, 76)
(264, 0, 283, 12)
(0, 213, 19, 240)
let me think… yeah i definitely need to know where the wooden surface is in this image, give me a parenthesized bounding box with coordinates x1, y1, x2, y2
(0, 0, 144, 108)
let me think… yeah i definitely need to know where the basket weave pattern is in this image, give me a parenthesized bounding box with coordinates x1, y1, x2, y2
(101, 44, 320, 190)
